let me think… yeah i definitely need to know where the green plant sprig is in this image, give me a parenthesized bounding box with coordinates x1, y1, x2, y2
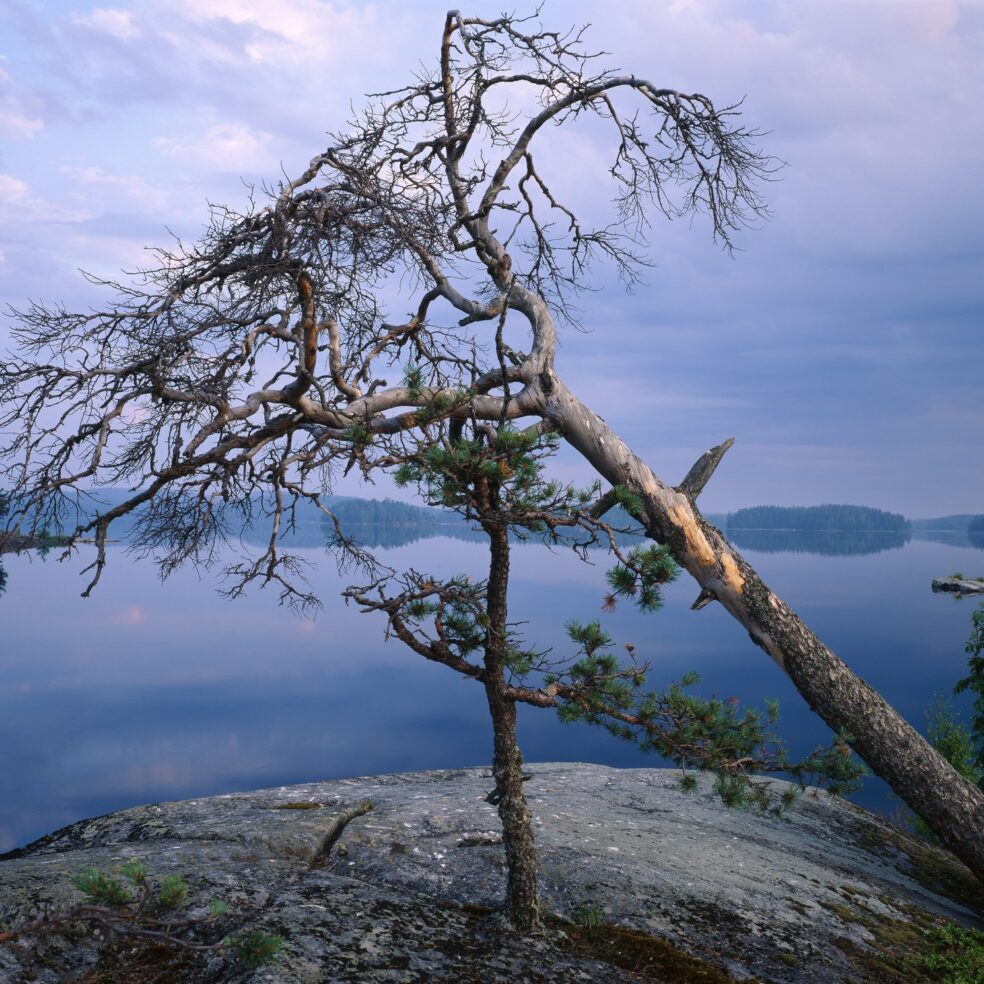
(541, 620, 865, 813)
(0, 862, 283, 968)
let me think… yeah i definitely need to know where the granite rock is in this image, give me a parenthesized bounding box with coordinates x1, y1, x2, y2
(932, 576, 984, 595)
(1, 764, 981, 982)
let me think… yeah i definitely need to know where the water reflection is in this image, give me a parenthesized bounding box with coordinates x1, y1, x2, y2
(1, 531, 981, 853)
(727, 529, 910, 556)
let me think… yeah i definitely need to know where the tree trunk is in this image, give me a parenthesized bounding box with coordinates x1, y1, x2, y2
(543, 374, 984, 882)
(484, 672, 540, 932)
(482, 510, 541, 933)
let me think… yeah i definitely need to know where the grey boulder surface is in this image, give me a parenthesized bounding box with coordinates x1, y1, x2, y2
(932, 576, 984, 594)
(1, 763, 981, 983)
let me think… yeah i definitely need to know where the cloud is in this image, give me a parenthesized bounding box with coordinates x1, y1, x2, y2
(0, 175, 86, 241)
(0, 173, 30, 204)
(0, 62, 43, 139)
(58, 165, 170, 213)
(0, 169, 168, 297)
(153, 122, 276, 173)
(0, 0, 981, 513)
(168, 0, 390, 65)
(9, 0, 420, 143)
(72, 8, 142, 41)
(105, 606, 147, 626)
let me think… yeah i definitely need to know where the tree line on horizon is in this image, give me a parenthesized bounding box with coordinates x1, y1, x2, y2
(326, 498, 974, 539)
(726, 503, 910, 533)
(323, 498, 980, 537)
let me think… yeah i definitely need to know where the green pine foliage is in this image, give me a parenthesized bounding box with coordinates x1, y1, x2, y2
(926, 695, 981, 785)
(158, 873, 187, 911)
(909, 607, 984, 840)
(786, 732, 867, 798)
(395, 424, 592, 539)
(401, 576, 486, 658)
(605, 544, 679, 612)
(552, 620, 864, 810)
(611, 485, 645, 521)
(17, 862, 286, 968)
(403, 363, 424, 400)
(74, 865, 137, 908)
(383, 423, 865, 814)
(918, 924, 984, 983)
(909, 695, 982, 842)
(954, 603, 984, 778)
(228, 930, 285, 968)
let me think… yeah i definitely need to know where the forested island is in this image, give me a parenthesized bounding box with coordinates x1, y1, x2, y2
(723, 505, 912, 555)
(321, 498, 644, 550)
(323, 497, 474, 549)
(726, 504, 910, 532)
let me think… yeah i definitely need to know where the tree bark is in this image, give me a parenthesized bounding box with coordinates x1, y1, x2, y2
(442, 62, 984, 880)
(543, 373, 984, 882)
(482, 509, 541, 932)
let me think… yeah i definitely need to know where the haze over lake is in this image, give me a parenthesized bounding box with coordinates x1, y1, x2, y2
(2, 526, 981, 852)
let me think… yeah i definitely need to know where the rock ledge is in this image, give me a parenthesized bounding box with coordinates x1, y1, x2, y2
(1, 764, 981, 982)
(932, 576, 984, 595)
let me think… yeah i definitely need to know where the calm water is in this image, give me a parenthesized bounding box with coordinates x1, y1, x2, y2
(1, 530, 981, 852)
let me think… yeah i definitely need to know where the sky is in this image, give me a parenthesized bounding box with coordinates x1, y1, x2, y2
(0, 0, 982, 516)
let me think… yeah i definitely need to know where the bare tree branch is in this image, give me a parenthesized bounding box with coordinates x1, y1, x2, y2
(2, 7, 981, 884)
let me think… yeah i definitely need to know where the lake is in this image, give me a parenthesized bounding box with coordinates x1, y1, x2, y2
(1, 525, 981, 852)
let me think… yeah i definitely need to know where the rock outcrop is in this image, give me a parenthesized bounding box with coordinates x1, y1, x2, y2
(932, 576, 984, 595)
(1, 764, 981, 982)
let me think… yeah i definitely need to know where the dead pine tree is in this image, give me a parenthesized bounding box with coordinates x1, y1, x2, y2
(1, 9, 982, 882)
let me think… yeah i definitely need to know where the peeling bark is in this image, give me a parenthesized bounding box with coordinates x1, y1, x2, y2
(545, 374, 984, 882)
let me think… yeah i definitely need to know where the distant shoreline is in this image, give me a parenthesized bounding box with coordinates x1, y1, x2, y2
(0, 531, 70, 554)
(726, 527, 908, 533)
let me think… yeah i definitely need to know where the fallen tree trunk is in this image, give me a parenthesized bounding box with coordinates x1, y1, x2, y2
(545, 374, 984, 884)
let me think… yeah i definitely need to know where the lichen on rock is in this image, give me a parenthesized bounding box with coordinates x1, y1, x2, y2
(1, 764, 981, 982)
